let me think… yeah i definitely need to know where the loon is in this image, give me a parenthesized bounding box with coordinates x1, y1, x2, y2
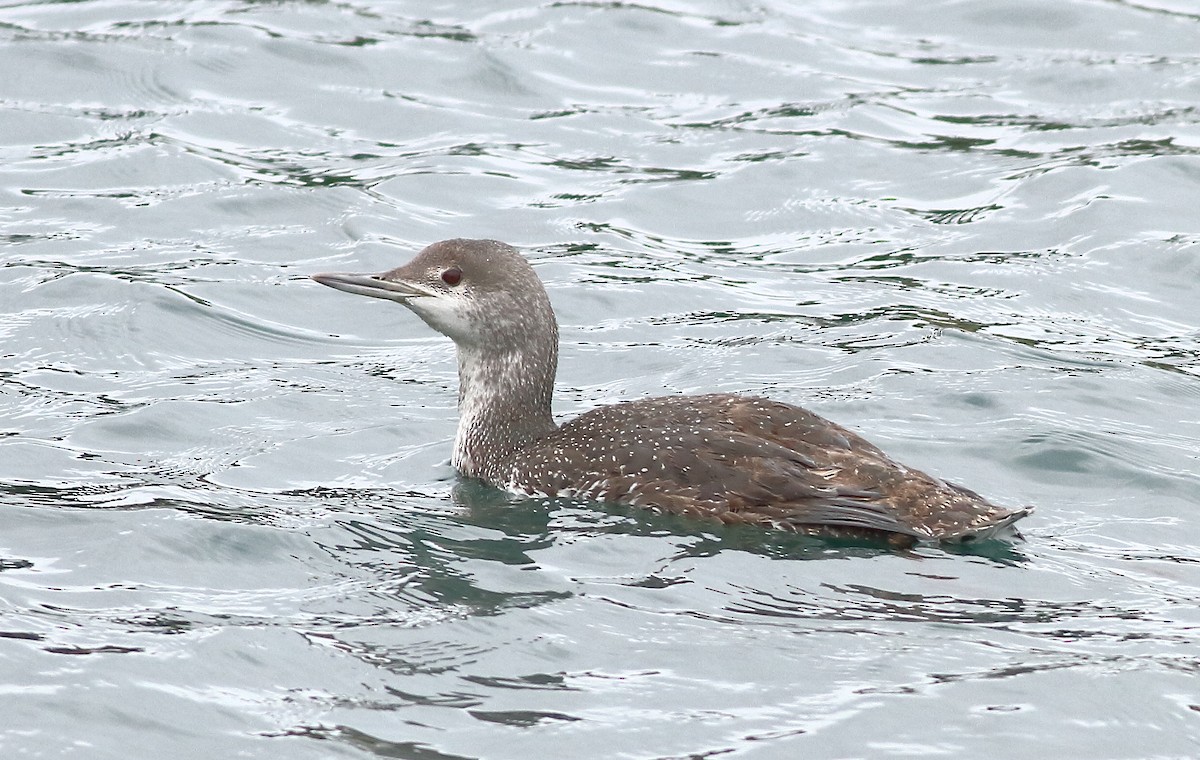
(312, 238, 1031, 547)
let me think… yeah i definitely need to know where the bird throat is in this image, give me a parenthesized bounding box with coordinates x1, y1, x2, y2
(452, 342, 557, 481)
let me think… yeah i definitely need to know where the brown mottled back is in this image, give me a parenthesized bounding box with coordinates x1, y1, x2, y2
(507, 393, 1027, 546)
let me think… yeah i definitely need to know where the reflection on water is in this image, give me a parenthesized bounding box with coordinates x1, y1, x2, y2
(2, 0, 1200, 757)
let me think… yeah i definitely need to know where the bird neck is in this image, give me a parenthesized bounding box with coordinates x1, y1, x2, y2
(452, 338, 558, 482)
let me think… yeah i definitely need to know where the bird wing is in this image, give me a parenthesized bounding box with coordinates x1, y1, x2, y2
(510, 394, 938, 540)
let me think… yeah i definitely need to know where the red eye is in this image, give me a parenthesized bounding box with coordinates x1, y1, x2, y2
(441, 267, 462, 286)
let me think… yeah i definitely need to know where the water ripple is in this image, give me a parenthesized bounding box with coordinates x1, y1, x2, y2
(2, 0, 1199, 757)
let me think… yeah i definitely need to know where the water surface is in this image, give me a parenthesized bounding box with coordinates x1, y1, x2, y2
(1, 1, 1199, 758)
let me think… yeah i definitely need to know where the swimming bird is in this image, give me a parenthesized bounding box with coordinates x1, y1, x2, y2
(312, 238, 1031, 547)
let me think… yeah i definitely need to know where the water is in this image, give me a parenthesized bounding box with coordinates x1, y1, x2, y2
(2, 0, 1199, 757)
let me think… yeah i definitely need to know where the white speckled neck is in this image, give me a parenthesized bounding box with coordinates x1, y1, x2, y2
(452, 334, 557, 481)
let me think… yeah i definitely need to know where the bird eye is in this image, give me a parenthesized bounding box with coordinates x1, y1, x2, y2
(440, 267, 463, 286)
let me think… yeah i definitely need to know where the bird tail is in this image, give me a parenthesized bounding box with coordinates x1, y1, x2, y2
(943, 506, 1034, 544)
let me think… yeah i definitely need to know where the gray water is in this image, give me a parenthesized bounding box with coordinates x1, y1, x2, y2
(2, 1, 1199, 758)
